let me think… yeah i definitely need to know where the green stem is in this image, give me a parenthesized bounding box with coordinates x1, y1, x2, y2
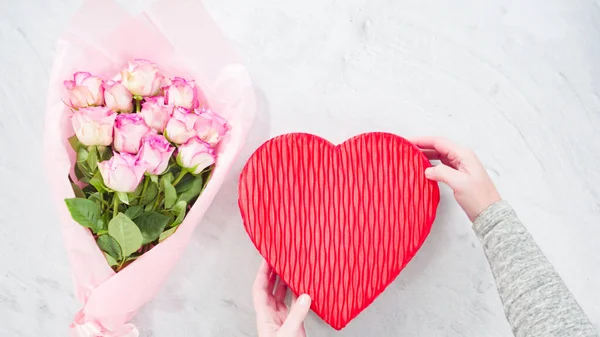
(135, 98, 141, 113)
(153, 194, 163, 210)
(98, 193, 110, 208)
(100, 200, 110, 207)
(117, 258, 126, 272)
(112, 194, 119, 219)
(172, 170, 188, 186)
(141, 176, 149, 197)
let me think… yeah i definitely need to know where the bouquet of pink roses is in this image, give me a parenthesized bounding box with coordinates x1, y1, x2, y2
(43, 0, 255, 335)
(64, 61, 228, 272)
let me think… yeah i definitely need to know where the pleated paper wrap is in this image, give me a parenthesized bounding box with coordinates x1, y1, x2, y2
(43, 0, 256, 335)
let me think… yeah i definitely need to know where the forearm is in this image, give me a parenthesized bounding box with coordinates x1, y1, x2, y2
(473, 201, 597, 337)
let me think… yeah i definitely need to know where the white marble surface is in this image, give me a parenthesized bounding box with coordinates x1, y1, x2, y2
(1, 0, 600, 335)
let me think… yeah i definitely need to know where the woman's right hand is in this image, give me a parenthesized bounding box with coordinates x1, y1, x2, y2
(411, 137, 501, 221)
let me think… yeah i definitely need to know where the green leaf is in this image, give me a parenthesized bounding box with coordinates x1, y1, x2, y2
(65, 198, 102, 233)
(108, 213, 143, 257)
(117, 191, 129, 205)
(102, 212, 110, 231)
(97, 146, 113, 161)
(171, 200, 187, 227)
(162, 178, 177, 209)
(140, 182, 158, 205)
(150, 175, 158, 184)
(97, 234, 123, 261)
(71, 183, 85, 198)
(124, 205, 144, 220)
(76, 147, 88, 163)
(125, 254, 141, 263)
(88, 192, 103, 204)
(75, 161, 94, 183)
(89, 172, 108, 193)
(103, 252, 118, 267)
(82, 184, 95, 195)
(176, 176, 203, 204)
(87, 146, 98, 172)
(97, 225, 107, 235)
(68, 135, 82, 151)
(201, 167, 214, 190)
(174, 173, 196, 194)
(159, 227, 177, 243)
(134, 211, 171, 244)
(74, 163, 89, 183)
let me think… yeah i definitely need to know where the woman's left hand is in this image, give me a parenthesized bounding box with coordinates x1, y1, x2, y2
(253, 260, 312, 337)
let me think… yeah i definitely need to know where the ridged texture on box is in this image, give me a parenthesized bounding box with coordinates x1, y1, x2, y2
(238, 132, 440, 330)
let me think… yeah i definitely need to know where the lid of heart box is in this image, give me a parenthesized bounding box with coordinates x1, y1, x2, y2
(238, 132, 440, 330)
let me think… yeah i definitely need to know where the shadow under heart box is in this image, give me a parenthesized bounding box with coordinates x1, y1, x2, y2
(238, 132, 440, 330)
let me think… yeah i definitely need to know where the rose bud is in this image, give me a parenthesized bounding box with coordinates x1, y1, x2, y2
(164, 107, 199, 145)
(120, 59, 164, 97)
(176, 137, 216, 175)
(113, 113, 152, 154)
(163, 77, 198, 110)
(98, 152, 145, 193)
(138, 134, 175, 175)
(194, 108, 230, 146)
(64, 72, 105, 108)
(140, 96, 172, 132)
(71, 106, 117, 146)
(104, 80, 133, 113)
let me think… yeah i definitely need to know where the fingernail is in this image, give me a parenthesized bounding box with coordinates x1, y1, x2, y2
(424, 167, 433, 178)
(299, 294, 311, 305)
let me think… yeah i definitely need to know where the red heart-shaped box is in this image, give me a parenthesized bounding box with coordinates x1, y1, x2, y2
(238, 133, 439, 330)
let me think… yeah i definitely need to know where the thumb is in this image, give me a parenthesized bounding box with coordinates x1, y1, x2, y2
(279, 294, 311, 335)
(425, 164, 463, 187)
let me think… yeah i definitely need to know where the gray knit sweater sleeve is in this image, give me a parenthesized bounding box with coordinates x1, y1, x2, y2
(472, 200, 598, 337)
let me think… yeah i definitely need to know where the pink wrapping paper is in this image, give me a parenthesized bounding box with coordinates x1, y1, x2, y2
(43, 0, 256, 335)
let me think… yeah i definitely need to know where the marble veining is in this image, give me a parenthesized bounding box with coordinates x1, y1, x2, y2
(0, 0, 599, 336)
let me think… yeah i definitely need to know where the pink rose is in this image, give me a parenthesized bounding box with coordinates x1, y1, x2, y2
(138, 134, 175, 175)
(140, 96, 172, 132)
(64, 72, 105, 108)
(113, 113, 152, 154)
(120, 59, 164, 97)
(164, 107, 198, 144)
(98, 152, 145, 192)
(176, 137, 216, 175)
(163, 77, 198, 110)
(104, 80, 133, 113)
(194, 108, 230, 146)
(71, 106, 117, 146)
